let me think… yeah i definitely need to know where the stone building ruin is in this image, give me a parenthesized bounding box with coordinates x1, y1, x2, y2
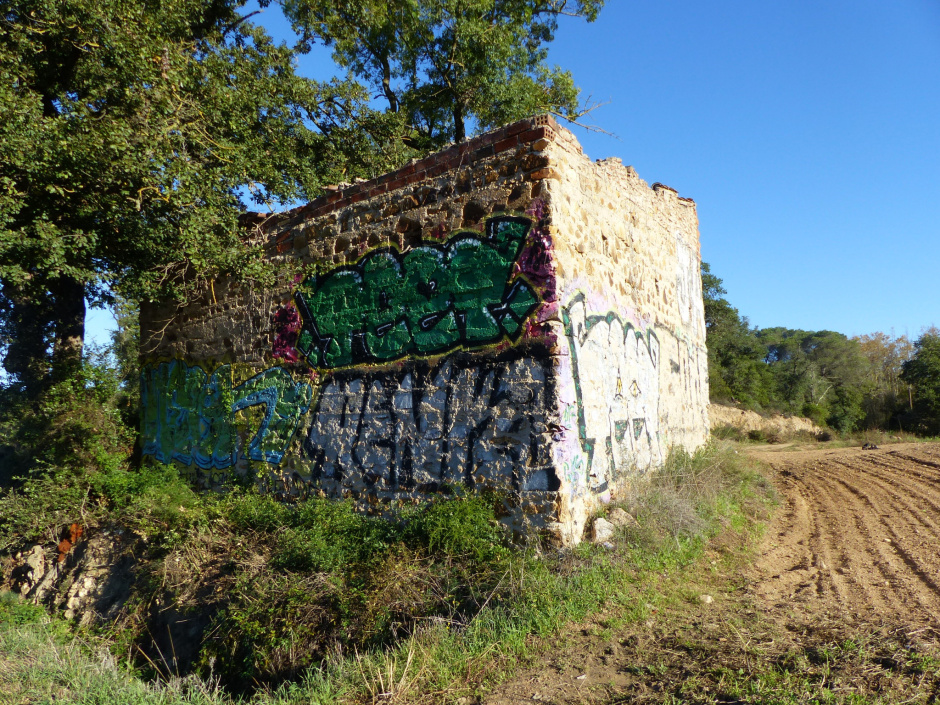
(140, 115, 709, 545)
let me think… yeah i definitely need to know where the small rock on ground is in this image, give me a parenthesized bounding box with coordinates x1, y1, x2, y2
(592, 517, 615, 543)
(607, 508, 639, 528)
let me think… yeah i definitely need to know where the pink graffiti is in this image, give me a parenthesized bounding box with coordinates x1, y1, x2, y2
(516, 199, 556, 303)
(525, 199, 545, 221)
(272, 303, 301, 363)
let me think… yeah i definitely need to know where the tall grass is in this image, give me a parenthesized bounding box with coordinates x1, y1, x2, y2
(0, 592, 227, 705)
(0, 440, 773, 704)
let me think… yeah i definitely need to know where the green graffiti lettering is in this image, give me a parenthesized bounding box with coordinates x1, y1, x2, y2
(294, 216, 539, 369)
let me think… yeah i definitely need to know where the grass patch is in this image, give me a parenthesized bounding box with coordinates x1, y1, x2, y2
(1, 441, 774, 703)
(0, 590, 229, 705)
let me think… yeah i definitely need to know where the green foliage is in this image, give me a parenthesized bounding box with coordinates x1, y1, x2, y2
(279, 0, 605, 145)
(759, 327, 870, 432)
(1, 0, 601, 388)
(901, 331, 940, 434)
(200, 571, 346, 688)
(109, 296, 141, 424)
(193, 491, 512, 689)
(0, 354, 206, 551)
(0, 590, 48, 626)
(401, 491, 511, 562)
(0, 0, 403, 391)
(268, 499, 400, 573)
(0, 352, 131, 477)
(701, 263, 774, 408)
(854, 331, 914, 429)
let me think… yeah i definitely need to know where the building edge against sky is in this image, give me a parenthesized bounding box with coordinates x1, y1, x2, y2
(139, 116, 709, 545)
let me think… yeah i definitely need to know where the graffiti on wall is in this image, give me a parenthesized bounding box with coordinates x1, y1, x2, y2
(293, 216, 539, 369)
(561, 293, 664, 493)
(141, 360, 313, 469)
(302, 354, 558, 493)
(143, 214, 550, 486)
(675, 234, 705, 341)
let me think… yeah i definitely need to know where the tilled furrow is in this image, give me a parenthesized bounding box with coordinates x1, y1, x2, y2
(831, 458, 940, 542)
(755, 466, 816, 578)
(748, 465, 822, 604)
(826, 462, 940, 578)
(856, 453, 940, 492)
(887, 450, 940, 473)
(819, 470, 940, 622)
(785, 466, 893, 615)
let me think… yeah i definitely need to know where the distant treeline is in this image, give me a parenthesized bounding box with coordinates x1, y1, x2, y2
(702, 264, 939, 434)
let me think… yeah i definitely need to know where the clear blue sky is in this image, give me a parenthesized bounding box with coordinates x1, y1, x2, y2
(85, 1, 940, 344)
(540, 0, 940, 340)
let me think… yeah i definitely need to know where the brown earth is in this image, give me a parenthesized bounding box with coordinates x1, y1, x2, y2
(480, 442, 940, 704)
(709, 404, 823, 438)
(748, 442, 940, 627)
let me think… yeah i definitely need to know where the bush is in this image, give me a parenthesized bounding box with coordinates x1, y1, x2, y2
(711, 424, 746, 442)
(184, 489, 515, 690)
(747, 429, 766, 442)
(618, 443, 774, 556)
(401, 491, 511, 563)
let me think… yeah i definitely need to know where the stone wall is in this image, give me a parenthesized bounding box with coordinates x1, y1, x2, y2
(140, 115, 709, 544)
(541, 128, 710, 540)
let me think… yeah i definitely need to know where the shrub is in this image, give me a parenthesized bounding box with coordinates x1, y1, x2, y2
(401, 490, 511, 563)
(711, 424, 746, 442)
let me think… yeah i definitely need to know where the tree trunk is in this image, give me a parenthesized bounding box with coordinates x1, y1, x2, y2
(2, 283, 52, 397)
(50, 277, 86, 382)
(381, 56, 399, 113)
(453, 101, 466, 142)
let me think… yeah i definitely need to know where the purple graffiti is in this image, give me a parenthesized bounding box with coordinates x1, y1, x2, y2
(272, 304, 301, 363)
(516, 199, 555, 299)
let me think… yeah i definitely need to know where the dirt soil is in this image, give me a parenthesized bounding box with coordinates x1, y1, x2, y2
(480, 442, 940, 704)
(749, 442, 940, 627)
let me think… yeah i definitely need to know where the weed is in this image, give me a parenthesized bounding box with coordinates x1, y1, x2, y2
(0, 440, 777, 703)
(0, 590, 48, 626)
(710, 424, 747, 442)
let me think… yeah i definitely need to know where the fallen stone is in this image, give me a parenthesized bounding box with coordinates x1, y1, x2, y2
(699, 594, 714, 604)
(592, 517, 615, 543)
(25, 545, 45, 583)
(607, 507, 639, 528)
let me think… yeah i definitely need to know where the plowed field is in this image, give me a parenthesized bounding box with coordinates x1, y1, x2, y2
(482, 442, 940, 704)
(753, 442, 940, 626)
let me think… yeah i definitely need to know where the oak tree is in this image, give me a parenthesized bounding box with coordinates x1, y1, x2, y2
(278, 0, 604, 147)
(0, 0, 400, 394)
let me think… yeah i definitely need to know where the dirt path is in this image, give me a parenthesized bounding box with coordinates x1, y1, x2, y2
(481, 442, 940, 704)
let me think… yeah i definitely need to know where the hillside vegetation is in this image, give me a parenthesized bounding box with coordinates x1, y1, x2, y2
(702, 263, 940, 435)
